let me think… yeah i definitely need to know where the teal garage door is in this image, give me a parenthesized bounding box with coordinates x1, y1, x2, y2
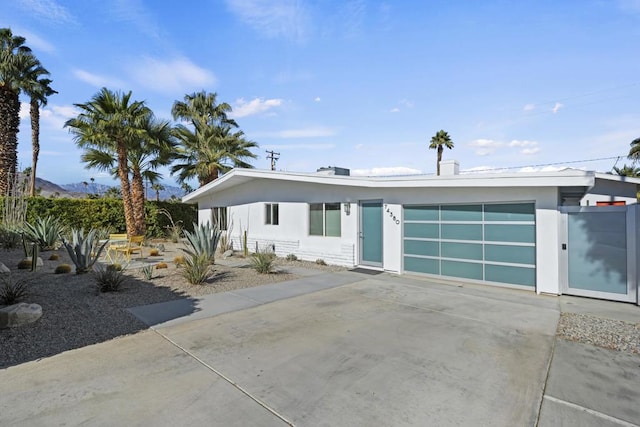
(403, 203, 536, 287)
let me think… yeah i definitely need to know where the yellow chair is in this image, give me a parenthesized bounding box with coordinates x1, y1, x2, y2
(115, 235, 145, 261)
(105, 234, 128, 263)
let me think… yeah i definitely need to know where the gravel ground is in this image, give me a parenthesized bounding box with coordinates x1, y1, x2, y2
(557, 312, 640, 354)
(0, 243, 344, 369)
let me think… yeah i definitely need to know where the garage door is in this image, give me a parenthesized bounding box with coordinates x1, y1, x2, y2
(403, 203, 536, 287)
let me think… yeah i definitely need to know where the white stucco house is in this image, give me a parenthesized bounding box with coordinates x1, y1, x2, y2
(183, 160, 640, 305)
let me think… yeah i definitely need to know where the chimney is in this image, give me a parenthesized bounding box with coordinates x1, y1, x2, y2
(440, 160, 459, 176)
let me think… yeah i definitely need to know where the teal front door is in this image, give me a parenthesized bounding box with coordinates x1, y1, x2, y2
(360, 200, 383, 266)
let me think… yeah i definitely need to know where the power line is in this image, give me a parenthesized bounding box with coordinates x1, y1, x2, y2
(266, 150, 280, 171)
(462, 155, 632, 173)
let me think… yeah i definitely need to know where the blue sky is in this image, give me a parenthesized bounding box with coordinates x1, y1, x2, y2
(3, 0, 640, 186)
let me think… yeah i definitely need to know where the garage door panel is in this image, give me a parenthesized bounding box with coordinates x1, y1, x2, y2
(441, 224, 483, 241)
(404, 205, 439, 221)
(404, 223, 439, 239)
(442, 260, 483, 280)
(485, 244, 535, 265)
(485, 265, 535, 287)
(404, 257, 439, 275)
(404, 240, 439, 257)
(484, 203, 535, 221)
(441, 242, 483, 260)
(441, 205, 482, 221)
(485, 224, 535, 243)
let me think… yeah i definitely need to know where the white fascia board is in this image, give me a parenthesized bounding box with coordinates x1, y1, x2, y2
(594, 172, 640, 184)
(183, 168, 597, 202)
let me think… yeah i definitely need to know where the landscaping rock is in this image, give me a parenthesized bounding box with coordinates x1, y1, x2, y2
(222, 250, 233, 259)
(0, 262, 9, 273)
(0, 303, 43, 328)
(19, 257, 44, 267)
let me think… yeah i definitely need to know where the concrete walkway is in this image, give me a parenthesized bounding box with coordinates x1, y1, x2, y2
(1, 271, 638, 426)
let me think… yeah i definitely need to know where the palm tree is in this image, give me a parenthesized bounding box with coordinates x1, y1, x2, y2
(151, 183, 165, 202)
(628, 138, 640, 163)
(24, 74, 56, 196)
(171, 91, 258, 186)
(429, 130, 454, 176)
(65, 88, 151, 236)
(612, 164, 640, 177)
(0, 28, 44, 194)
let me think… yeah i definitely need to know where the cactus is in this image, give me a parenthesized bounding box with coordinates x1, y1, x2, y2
(181, 222, 221, 264)
(22, 216, 64, 250)
(54, 264, 72, 274)
(60, 228, 109, 274)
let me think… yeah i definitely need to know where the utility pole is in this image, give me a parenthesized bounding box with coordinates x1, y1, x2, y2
(266, 150, 280, 171)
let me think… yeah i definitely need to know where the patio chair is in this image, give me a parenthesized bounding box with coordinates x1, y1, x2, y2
(105, 233, 128, 263)
(114, 235, 145, 261)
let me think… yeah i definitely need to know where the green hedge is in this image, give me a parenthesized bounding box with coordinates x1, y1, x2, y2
(0, 197, 197, 238)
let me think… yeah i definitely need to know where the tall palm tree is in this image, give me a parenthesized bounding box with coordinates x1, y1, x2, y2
(171, 91, 257, 186)
(612, 164, 640, 177)
(151, 183, 165, 202)
(24, 73, 56, 196)
(65, 88, 151, 236)
(0, 28, 43, 194)
(429, 130, 454, 176)
(628, 137, 640, 163)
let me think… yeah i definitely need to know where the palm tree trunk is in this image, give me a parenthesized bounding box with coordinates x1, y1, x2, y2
(116, 142, 138, 236)
(0, 87, 20, 195)
(201, 168, 219, 186)
(29, 98, 40, 197)
(437, 145, 443, 176)
(130, 167, 147, 236)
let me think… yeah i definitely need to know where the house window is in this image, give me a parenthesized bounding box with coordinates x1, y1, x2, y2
(211, 207, 228, 231)
(309, 203, 341, 237)
(265, 203, 279, 225)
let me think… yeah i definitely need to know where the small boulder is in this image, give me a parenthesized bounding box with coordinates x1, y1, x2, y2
(0, 303, 42, 328)
(222, 250, 233, 259)
(0, 262, 9, 273)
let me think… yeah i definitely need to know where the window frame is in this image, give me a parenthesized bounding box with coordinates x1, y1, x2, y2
(309, 202, 341, 237)
(265, 203, 279, 225)
(211, 207, 228, 231)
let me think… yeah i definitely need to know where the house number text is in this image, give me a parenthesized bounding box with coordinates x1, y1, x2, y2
(384, 204, 400, 225)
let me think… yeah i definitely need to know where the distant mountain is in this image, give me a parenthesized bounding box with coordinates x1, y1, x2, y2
(60, 182, 186, 201)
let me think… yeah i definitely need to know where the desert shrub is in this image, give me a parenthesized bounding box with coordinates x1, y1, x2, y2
(182, 222, 221, 264)
(250, 247, 276, 274)
(156, 262, 168, 269)
(173, 256, 185, 266)
(0, 226, 21, 250)
(54, 264, 72, 274)
(94, 264, 127, 293)
(0, 274, 29, 305)
(22, 215, 64, 250)
(315, 259, 327, 266)
(285, 254, 298, 261)
(149, 248, 160, 256)
(181, 254, 212, 285)
(17, 259, 32, 270)
(60, 228, 108, 274)
(48, 253, 59, 261)
(141, 265, 154, 280)
(107, 263, 123, 271)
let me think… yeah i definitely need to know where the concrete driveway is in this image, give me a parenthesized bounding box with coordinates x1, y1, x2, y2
(0, 272, 638, 426)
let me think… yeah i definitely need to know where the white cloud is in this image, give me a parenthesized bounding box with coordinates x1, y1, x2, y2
(16, 29, 56, 53)
(17, 0, 75, 24)
(468, 139, 503, 156)
(41, 104, 80, 129)
(314, 97, 321, 102)
(552, 102, 563, 113)
(225, 0, 311, 42)
(389, 107, 400, 113)
(255, 127, 336, 138)
(263, 143, 335, 150)
(128, 57, 216, 94)
(230, 98, 283, 118)
(460, 166, 498, 174)
(351, 167, 422, 176)
(518, 166, 567, 173)
(19, 103, 29, 120)
(509, 140, 540, 155)
(523, 103, 535, 111)
(73, 69, 126, 89)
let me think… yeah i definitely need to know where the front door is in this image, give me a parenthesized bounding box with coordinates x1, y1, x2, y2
(560, 206, 637, 303)
(359, 200, 383, 267)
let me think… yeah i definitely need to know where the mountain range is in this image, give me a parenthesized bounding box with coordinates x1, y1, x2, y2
(32, 177, 187, 201)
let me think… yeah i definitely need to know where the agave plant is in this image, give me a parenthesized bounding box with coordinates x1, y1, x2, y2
(181, 222, 221, 264)
(60, 228, 108, 274)
(22, 216, 65, 250)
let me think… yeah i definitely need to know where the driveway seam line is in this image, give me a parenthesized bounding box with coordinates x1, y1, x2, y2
(542, 395, 639, 427)
(535, 330, 558, 427)
(152, 329, 295, 427)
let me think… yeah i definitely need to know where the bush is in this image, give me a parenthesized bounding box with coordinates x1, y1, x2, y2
(17, 259, 32, 270)
(173, 256, 185, 266)
(0, 226, 21, 250)
(54, 264, 72, 274)
(181, 254, 212, 285)
(285, 254, 298, 261)
(22, 215, 64, 250)
(315, 259, 327, 266)
(0, 274, 29, 305)
(149, 248, 160, 256)
(94, 264, 127, 293)
(48, 253, 59, 261)
(156, 262, 168, 269)
(250, 247, 276, 274)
